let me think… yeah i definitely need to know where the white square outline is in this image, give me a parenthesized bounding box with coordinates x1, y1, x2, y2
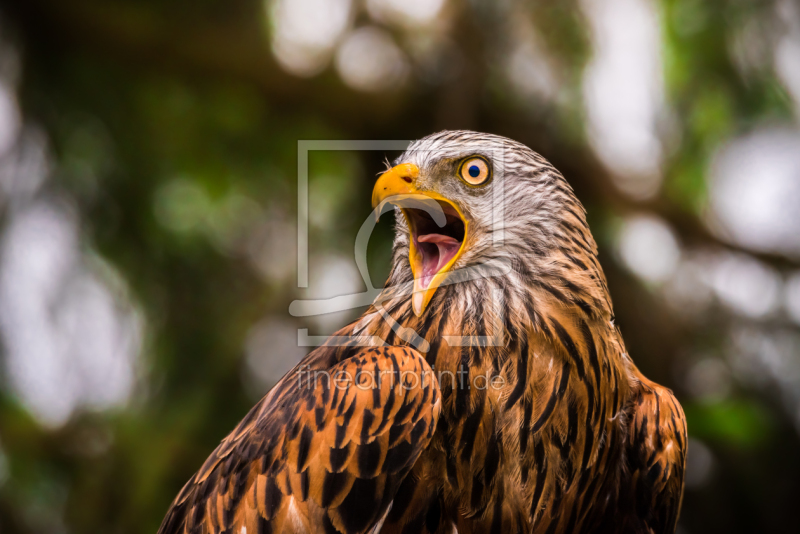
(295, 140, 508, 349)
(297, 140, 413, 287)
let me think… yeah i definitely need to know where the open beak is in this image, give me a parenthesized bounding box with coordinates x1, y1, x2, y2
(372, 163, 469, 316)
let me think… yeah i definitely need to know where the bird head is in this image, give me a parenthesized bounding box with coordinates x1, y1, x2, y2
(372, 130, 606, 319)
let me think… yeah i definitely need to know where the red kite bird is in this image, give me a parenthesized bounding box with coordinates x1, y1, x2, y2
(158, 131, 687, 534)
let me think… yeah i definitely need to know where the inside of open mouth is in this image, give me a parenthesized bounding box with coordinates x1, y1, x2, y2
(405, 201, 466, 289)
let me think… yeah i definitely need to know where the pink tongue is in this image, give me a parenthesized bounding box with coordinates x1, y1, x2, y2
(417, 234, 461, 288)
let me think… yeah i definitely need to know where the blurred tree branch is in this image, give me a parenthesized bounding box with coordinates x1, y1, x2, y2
(12, 0, 409, 124)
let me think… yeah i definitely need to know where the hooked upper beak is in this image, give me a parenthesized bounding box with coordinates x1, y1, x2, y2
(372, 163, 469, 316)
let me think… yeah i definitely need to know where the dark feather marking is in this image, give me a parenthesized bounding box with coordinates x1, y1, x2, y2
(470, 476, 485, 509)
(520, 397, 533, 454)
(321, 515, 338, 534)
(336, 389, 351, 417)
(383, 385, 396, 423)
(544, 514, 561, 534)
(484, 430, 501, 487)
(569, 235, 593, 255)
(410, 418, 428, 444)
(552, 427, 569, 462)
(329, 444, 350, 472)
(489, 483, 504, 534)
(371, 414, 393, 438)
(257, 515, 272, 534)
(371, 370, 382, 409)
(361, 408, 375, 441)
(530, 440, 547, 519)
(576, 458, 593, 496)
(521, 295, 536, 325)
(446, 453, 458, 486)
(410, 392, 427, 423)
(538, 316, 554, 339)
(384, 440, 415, 473)
(400, 510, 427, 534)
(551, 318, 585, 380)
(654, 392, 663, 448)
(393, 397, 416, 425)
(384, 327, 397, 345)
(416, 308, 438, 341)
(357, 439, 383, 477)
(334, 424, 347, 448)
(231, 471, 247, 504)
(566, 402, 579, 447)
(297, 426, 313, 470)
(388, 422, 405, 447)
(536, 281, 569, 304)
(455, 347, 473, 417)
(505, 334, 529, 410)
(330, 383, 341, 416)
(581, 419, 594, 471)
(337, 477, 379, 533)
(321, 471, 351, 508)
(315, 407, 326, 431)
(425, 496, 442, 533)
(573, 298, 594, 318)
(389, 352, 402, 388)
(387, 476, 415, 522)
(263, 476, 283, 519)
(319, 373, 331, 405)
(564, 251, 588, 271)
(531, 362, 570, 434)
(426, 339, 441, 368)
(460, 395, 486, 461)
(578, 319, 601, 392)
(300, 470, 309, 500)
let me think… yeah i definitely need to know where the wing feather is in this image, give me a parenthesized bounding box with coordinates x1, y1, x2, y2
(158, 345, 440, 534)
(626, 378, 688, 534)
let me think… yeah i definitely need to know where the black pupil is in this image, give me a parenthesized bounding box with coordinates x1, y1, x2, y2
(468, 165, 481, 178)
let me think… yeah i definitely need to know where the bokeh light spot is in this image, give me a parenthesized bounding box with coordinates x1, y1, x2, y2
(335, 27, 408, 92)
(617, 214, 680, 284)
(268, 0, 353, 76)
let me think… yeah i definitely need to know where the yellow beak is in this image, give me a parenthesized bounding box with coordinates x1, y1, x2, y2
(372, 163, 469, 316)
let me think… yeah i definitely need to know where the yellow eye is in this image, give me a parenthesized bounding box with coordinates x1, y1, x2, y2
(459, 157, 490, 186)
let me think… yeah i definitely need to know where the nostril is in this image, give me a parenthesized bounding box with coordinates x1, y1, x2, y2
(401, 176, 413, 184)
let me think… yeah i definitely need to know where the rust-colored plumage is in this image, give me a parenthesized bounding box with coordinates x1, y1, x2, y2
(158, 131, 687, 534)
